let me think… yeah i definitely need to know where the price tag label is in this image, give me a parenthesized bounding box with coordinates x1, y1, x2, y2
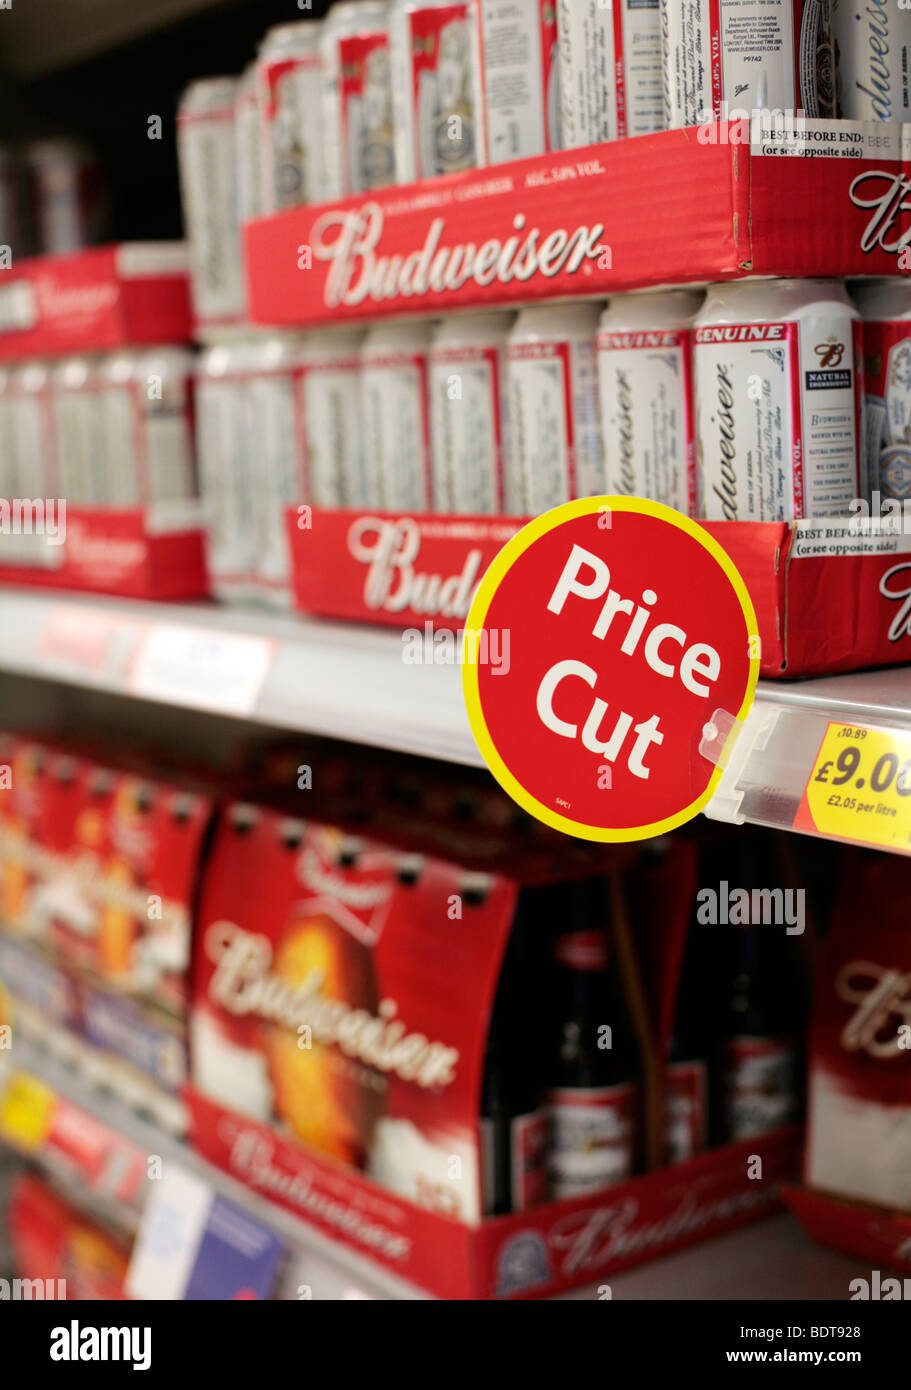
(794, 723, 911, 850)
(130, 624, 274, 716)
(0, 1071, 56, 1152)
(462, 497, 759, 841)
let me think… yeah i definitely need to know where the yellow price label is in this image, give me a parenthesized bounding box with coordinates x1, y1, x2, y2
(0, 1071, 56, 1152)
(795, 723, 911, 850)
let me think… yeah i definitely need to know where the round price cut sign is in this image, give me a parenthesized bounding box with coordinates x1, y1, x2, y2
(462, 497, 760, 841)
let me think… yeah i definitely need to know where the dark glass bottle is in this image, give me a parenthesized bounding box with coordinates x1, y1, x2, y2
(548, 880, 638, 1198)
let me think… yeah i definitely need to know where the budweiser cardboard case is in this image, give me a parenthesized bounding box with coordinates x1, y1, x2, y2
(785, 850, 911, 1269)
(189, 807, 800, 1298)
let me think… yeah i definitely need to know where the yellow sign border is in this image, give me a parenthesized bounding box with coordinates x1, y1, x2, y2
(462, 496, 761, 842)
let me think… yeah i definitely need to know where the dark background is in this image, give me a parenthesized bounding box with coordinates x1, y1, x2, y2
(0, 0, 333, 241)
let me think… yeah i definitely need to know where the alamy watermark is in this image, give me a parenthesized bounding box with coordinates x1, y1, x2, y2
(0, 1277, 67, 1299)
(0, 498, 66, 545)
(696, 103, 804, 146)
(848, 493, 911, 535)
(696, 882, 805, 935)
(402, 621, 510, 674)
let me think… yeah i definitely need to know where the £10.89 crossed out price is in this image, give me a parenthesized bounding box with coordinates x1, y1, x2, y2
(795, 723, 911, 851)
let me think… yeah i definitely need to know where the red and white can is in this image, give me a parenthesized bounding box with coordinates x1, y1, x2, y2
(833, 0, 911, 120)
(0, 365, 16, 501)
(196, 334, 259, 601)
(854, 278, 911, 503)
(247, 332, 308, 607)
(559, 0, 663, 146)
(471, 0, 561, 162)
(390, 0, 481, 183)
(177, 77, 245, 326)
(256, 21, 326, 212)
(23, 139, 107, 256)
(661, 0, 835, 128)
(299, 327, 366, 506)
(429, 310, 513, 513)
(693, 278, 863, 522)
(9, 362, 57, 498)
(321, 2, 396, 198)
(360, 319, 434, 509)
(235, 63, 264, 225)
(51, 355, 107, 506)
(506, 301, 604, 514)
(597, 289, 701, 516)
(98, 347, 197, 513)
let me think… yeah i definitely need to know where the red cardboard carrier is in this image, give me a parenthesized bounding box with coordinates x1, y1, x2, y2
(287, 508, 911, 680)
(783, 849, 911, 1275)
(247, 121, 910, 330)
(0, 508, 208, 600)
(188, 806, 799, 1300)
(0, 243, 193, 359)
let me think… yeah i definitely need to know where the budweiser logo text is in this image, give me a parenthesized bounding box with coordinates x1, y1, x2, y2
(879, 562, 911, 642)
(836, 960, 911, 1058)
(712, 363, 738, 521)
(348, 516, 482, 616)
(205, 921, 460, 1088)
(849, 171, 911, 254)
(312, 204, 606, 309)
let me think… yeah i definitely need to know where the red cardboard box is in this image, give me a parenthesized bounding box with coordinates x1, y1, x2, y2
(247, 121, 909, 331)
(0, 243, 192, 360)
(189, 806, 798, 1299)
(0, 508, 208, 601)
(287, 508, 911, 680)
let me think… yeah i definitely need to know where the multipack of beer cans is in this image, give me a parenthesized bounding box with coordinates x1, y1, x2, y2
(190, 275, 911, 614)
(176, 0, 910, 328)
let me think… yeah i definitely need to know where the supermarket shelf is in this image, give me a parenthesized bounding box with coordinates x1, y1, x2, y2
(560, 1212, 867, 1301)
(707, 667, 911, 838)
(2, 1038, 864, 1302)
(5, 588, 911, 842)
(0, 587, 480, 767)
(1, 1034, 429, 1301)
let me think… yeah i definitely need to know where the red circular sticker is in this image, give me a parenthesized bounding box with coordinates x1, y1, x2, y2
(462, 497, 760, 841)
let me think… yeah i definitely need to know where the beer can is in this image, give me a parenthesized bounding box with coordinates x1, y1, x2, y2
(299, 327, 366, 506)
(256, 22, 326, 212)
(23, 139, 107, 256)
(51, 355, 108, 506)
(390, 0, 481, 183)
(471, 0, 561, 162)
(196, 334, 259, 601)
(833, 0, 911, 120)
(853, 278, 911, 502)
(597, 290, 702, 516)
(98, 348, 197, 513)
(177, 77, 245, 325)
(429, 309, 513, 513)
(321, 2, 396, 198)
(247, 332, 307, 606)
(559, 0, 663, 147)
(0, 365, 17, 501)
(235, 64, 264, 225)
(661, 0, 835, 128)
(506, 301, 604, 514)
(693, 278, 863, 522)
(360, 319, 434, 509)
(9, 362, 57, 498)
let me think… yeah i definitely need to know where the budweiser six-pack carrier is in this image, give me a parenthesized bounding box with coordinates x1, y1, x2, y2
(784, 846, 911, 1276)
(188, 808, 801, 1299)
